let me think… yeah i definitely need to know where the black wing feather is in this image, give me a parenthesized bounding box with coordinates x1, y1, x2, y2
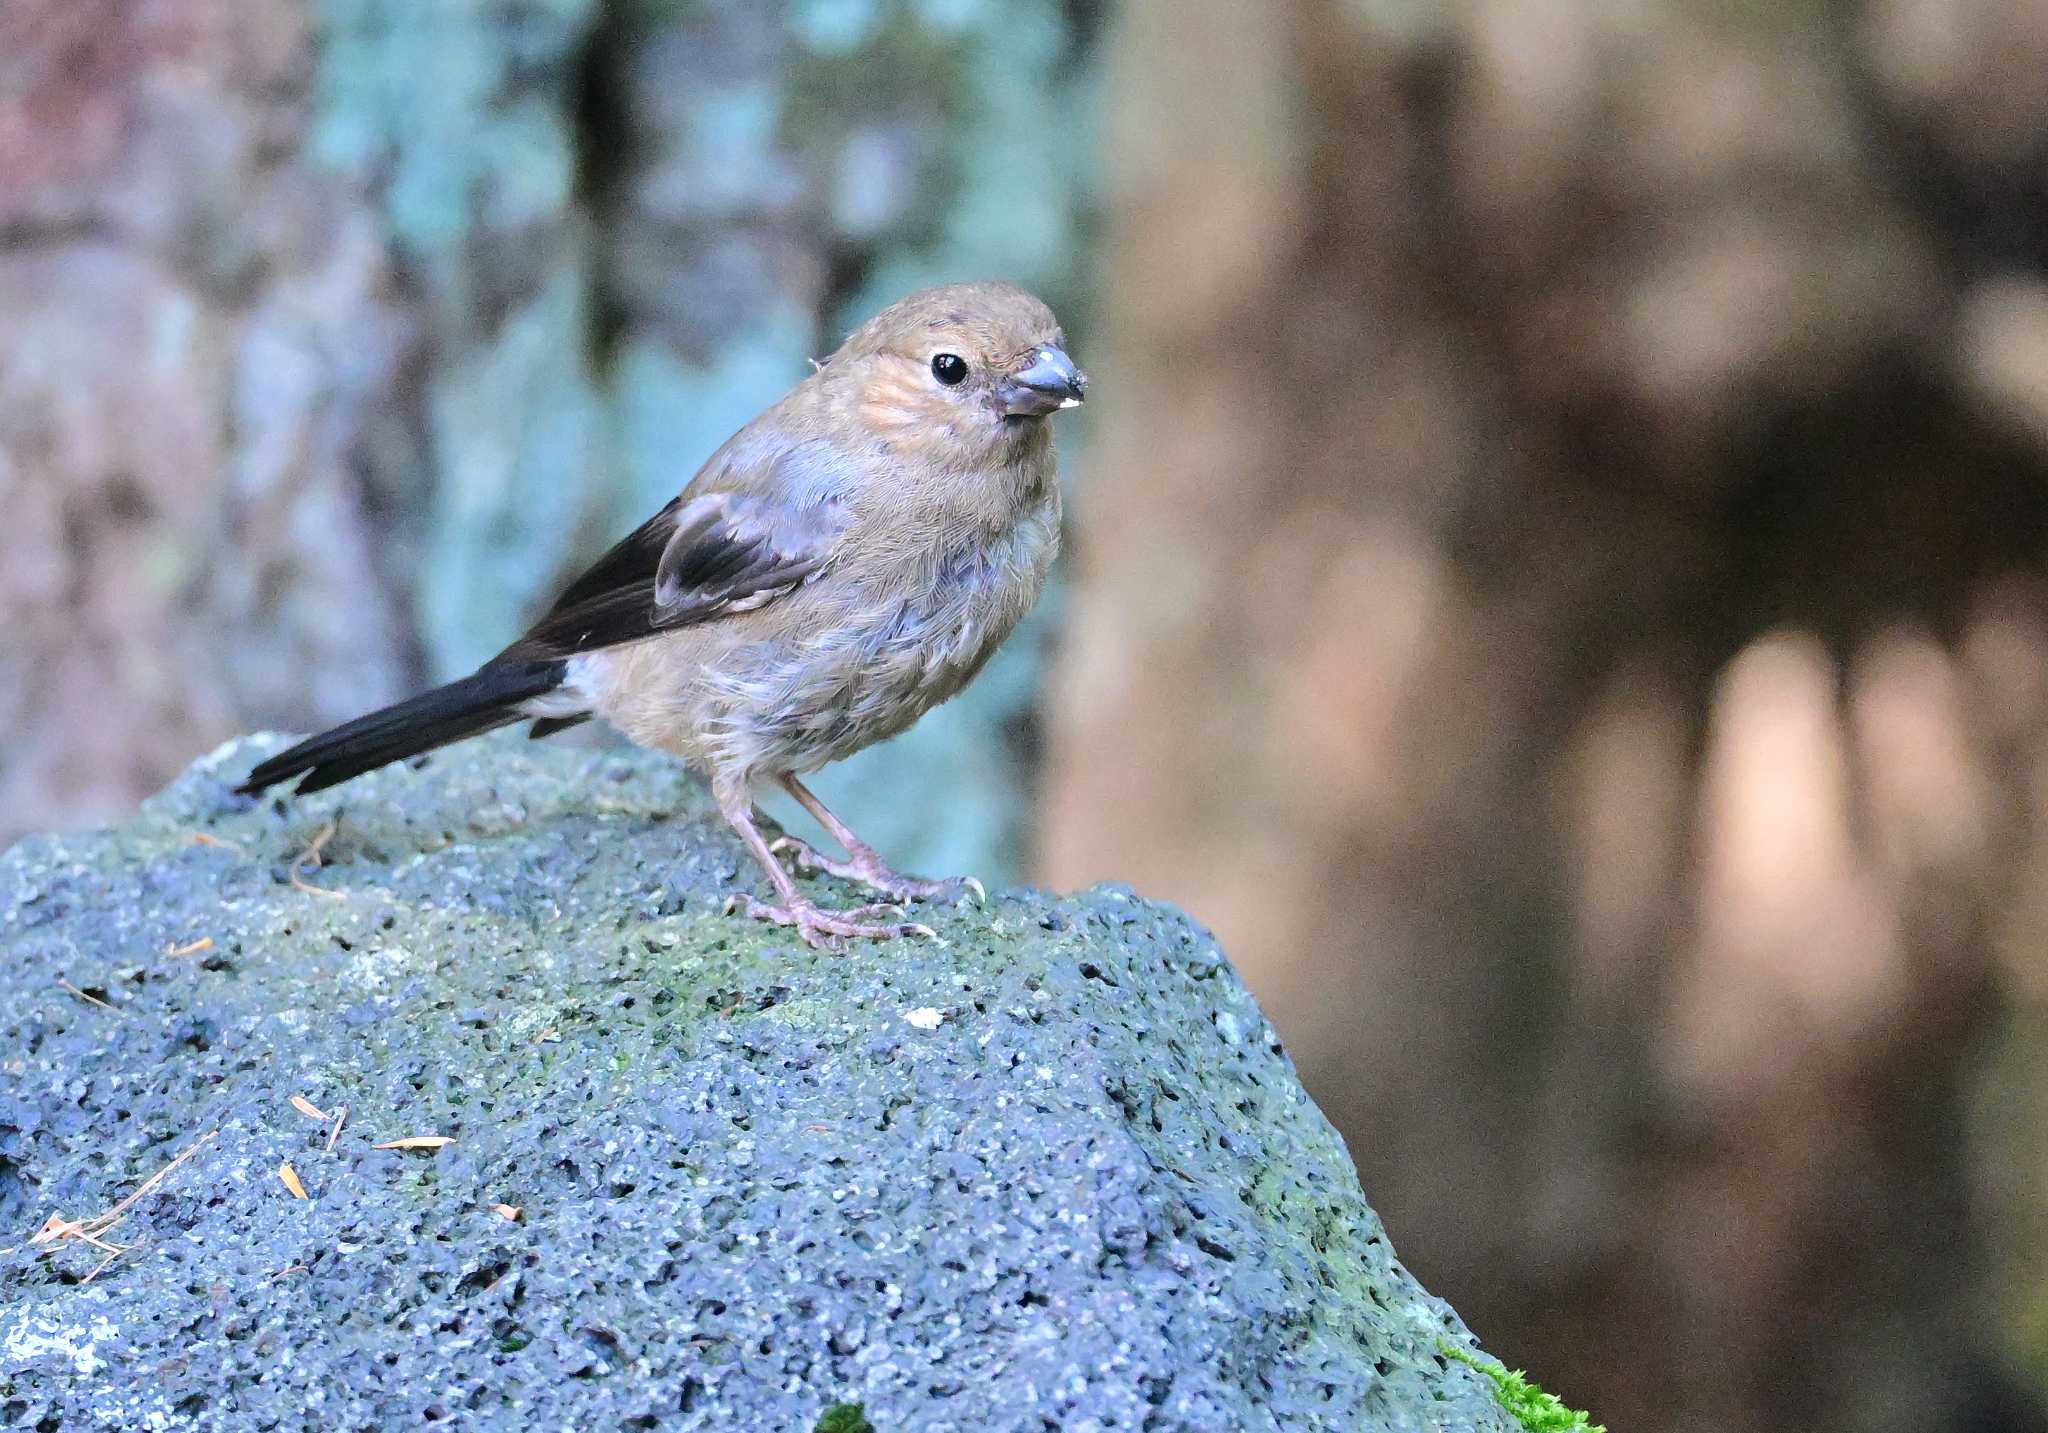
(653, 493, 833, 613)
(544, 496, 689, 615)
(502, 490, 842, 663)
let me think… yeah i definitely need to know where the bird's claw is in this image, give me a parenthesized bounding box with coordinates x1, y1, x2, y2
(726, 892, 942, 951)
(766, 836, 984, 908)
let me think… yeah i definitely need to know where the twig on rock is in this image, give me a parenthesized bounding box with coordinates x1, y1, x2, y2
(289, 820, 345, 900)
(55, 979, 120, 1015)
(79, 1247, 126, 1284)
(28, 1129, 220, 1276)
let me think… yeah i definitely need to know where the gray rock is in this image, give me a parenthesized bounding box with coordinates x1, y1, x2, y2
(0, 735, 1518, 1432)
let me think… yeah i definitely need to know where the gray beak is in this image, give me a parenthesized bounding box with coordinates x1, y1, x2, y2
(998, 345, 1087, 418)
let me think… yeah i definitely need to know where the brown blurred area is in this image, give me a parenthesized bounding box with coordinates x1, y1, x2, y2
(1042, 0, 2048, 1429)
(0, 1, 415, 836)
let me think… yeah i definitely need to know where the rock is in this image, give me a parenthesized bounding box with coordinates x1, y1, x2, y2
(0, 735, 1521, 1432)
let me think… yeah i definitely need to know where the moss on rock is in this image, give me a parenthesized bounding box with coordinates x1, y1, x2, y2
(0, 734, 1526, 1430)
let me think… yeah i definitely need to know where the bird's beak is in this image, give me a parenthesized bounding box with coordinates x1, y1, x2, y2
(997, 345, 1087, 418)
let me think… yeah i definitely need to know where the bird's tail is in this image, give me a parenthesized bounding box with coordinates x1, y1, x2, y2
(237, 658, 569, 797)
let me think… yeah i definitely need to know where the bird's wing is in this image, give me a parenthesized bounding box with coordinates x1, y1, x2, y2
(503, 475, 848, 663)
(654, 489, 843, 617)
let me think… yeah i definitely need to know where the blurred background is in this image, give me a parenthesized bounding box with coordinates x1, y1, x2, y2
(7, 0, 2048, 1428)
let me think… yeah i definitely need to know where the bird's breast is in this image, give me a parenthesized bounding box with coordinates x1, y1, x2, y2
(705, 491, 1058, 773)
(862, 492, 1059, 702)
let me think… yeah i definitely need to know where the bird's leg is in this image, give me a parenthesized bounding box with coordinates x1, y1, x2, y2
(716, 790, 937, 950)
(767, 774, 986, 907)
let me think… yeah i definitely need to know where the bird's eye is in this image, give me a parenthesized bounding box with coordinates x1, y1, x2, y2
(931, 353, 968, 386)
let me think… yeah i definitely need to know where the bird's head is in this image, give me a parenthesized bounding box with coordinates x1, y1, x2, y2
(827, 281, 1086, 463)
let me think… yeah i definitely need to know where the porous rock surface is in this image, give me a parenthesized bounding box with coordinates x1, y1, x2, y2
(0, 735, 1515, 1431)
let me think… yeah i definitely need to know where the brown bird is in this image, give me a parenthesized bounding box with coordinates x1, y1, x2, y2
(238, 282, 1084, 948)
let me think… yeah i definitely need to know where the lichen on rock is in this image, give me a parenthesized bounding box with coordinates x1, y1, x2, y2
(0, 734, 1520, 1430)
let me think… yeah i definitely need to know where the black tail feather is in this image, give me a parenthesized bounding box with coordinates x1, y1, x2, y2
(527, 713, 592, 741)
(238, 659, 569, 797)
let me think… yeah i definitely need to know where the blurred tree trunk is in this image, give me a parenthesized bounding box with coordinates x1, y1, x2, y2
(0, 0, 419, 837)
(1043, 2, 2048, 1430)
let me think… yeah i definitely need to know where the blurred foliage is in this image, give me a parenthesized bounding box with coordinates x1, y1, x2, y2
(1442, 1345, 1607, 1433)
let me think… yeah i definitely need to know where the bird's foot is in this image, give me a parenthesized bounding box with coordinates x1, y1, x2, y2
(768, 835, 985, 907)
(725, 892, 940, 951)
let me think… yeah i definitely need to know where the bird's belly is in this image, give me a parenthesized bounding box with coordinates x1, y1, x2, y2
(724, 546, 1050, 774)
(743, 586, 1025, 770)
(591, 500, 1057, 782)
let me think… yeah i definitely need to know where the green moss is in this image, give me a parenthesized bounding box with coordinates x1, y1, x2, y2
(1440, 1343, 1605, 1433)
(18, 736, 1542, 1428)
(813, 1403, 874, 1433)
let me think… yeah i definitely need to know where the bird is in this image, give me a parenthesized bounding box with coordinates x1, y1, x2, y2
(238, 281, 1085, 949)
